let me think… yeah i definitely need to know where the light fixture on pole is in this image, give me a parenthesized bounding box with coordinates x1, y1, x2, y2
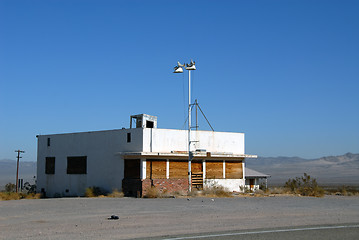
(173, 59, 196, 192)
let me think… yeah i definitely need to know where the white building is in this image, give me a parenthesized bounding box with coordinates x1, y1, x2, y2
(36, 114, 256, 197)
(245, 168, 270, 191)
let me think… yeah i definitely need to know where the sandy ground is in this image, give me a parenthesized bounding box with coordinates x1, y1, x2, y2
(0, 195, 358, 239)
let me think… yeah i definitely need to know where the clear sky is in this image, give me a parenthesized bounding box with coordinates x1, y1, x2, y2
(0, 0, 358, 162)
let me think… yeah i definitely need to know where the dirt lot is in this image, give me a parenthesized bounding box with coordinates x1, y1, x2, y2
(0, 195, 358, 239)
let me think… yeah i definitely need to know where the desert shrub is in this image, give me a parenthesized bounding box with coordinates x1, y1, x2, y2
(267, 187, 289, 194)
(143, 186, 161, 198)
(202, 185, 232, 197)
(107, 189, 124, 198)
(285, 173, 324, 197)
(85, 186, 107, 197)
(0, 192, 41, 201)
(24, 193, 41, 199)
(5, 183, 16, 192)
(0, 192, 21, 200)
(324, 186, 359, 196)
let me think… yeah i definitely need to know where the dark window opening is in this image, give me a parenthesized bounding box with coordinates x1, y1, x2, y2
(47, 138, 51, 147)
(146, 121, 154, 128)
(67, 156, 87, 174)
(45, 157, 55, 174)
(124, 159, 140, 179)
(127, 133, 131, 143)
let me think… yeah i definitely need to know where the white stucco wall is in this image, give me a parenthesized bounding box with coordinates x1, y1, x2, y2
(143, 128, 245, 154)
(37, 128, 143, 197)
(204, 179, 245, 192)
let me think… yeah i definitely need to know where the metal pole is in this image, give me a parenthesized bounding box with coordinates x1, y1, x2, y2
(195, 99, 198, 131)
(188, 70, 192, 192)
(15, 150, 24, 193)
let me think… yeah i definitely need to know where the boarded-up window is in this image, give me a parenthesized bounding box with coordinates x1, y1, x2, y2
(169, 160, 188, 178)
(191, 161, 203, 173)
(206, 161, 223, 179)
(67, 156, 87, 174)
(146, 160, 166, 179)
(225, 161, 243, 179)
(45, 157, 55, 174)
(124, 159, 140, 179)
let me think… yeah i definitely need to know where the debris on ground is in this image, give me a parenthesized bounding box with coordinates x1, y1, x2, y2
(108, 215, 119, 220)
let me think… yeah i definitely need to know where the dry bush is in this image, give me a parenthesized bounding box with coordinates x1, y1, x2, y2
(5, 183, 16, 192)
(0, 192, 41, 201)
(202, 185, 233, 198)
(143, 186, 161, 198)
(0, 192, 21, 200)
(172, 190, 187, 197)
(267, 187, 290, 195)
(107, 189, 124, 198)
(324, 186, 359, 196)
(85, 186, 107, 197)
(24, 193, 41, 199)
(284, 173, 324, 197)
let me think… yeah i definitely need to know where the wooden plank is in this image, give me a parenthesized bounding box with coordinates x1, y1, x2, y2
(146, 160, 166, 179)
(206, 161, 223, 179)
(191, 161, 202, 173)
(226, 161, 243, 179)
(169, 160, 188, 178)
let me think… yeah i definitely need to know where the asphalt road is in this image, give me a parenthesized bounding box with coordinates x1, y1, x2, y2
(153, 224, 359, 240)
(1, 196, 358, 239)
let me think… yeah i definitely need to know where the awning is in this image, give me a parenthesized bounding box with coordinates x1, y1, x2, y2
(245, 168, 270, 178)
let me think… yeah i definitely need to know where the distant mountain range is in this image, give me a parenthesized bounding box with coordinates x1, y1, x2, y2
(0, 153, 358, 190)
(246, 152, 359, 186)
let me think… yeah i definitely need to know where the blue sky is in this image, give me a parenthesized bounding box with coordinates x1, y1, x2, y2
(0, 0, 358, 161)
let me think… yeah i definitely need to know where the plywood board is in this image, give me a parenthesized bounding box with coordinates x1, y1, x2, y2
(169, 160, 188, 179)
(191, 161, 203, 173)
(146, 160, 166, 179)
(226, 161, 243, 179)
(206, 161, 223, 179)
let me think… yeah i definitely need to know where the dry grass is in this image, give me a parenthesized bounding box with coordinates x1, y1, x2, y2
(324, 186, 359, 196)
(143, 186, 161, 198)
(85, 186, 107, 197)
(107, 189, 124, 198)
(0, 192, 41, 201)
(197, 186, 233, 198)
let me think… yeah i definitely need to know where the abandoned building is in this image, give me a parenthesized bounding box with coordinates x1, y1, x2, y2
(36, 114, 257, 197)
(245, 168, 270, 191)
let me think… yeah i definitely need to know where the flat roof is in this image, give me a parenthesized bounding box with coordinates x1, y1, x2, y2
(118, 151, 257, 160)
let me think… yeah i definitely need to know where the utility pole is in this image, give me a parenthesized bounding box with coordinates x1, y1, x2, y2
(15, 150, 25, 193)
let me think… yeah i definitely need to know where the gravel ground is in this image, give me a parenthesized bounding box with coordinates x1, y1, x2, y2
(0, 195, 358, 239)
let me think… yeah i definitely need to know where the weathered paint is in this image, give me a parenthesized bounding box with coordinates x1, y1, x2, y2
(204, 179, 246, 192)
(37, 126, 250, 197)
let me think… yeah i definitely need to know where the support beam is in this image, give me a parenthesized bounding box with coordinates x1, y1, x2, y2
(203, 160, 206, 180)
(166, 159, 169, 179)
(140, 158, 146, 180)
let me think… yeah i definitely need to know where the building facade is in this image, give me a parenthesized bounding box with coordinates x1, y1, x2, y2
(36, 114, 256, 197)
